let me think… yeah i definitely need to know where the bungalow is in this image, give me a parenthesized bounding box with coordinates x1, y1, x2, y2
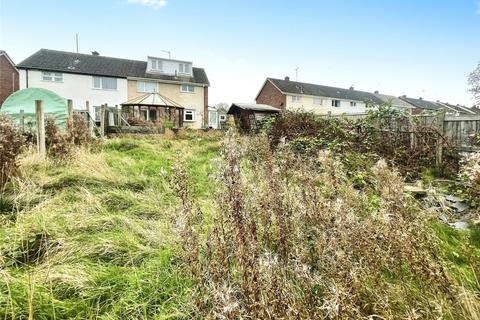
(0, 50, 19, 106)
(256, 77, 385, 115)
(16, 49, 210, 129)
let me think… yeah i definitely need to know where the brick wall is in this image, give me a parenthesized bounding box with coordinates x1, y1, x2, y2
(0, 55, 19, 106)
(256, 80, 286, 110)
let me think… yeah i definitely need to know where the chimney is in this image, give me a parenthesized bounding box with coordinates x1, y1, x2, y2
(349, 86, 354, 90)
(419, 97, 423, 100)
(91, 51, 99, 56)
(374, 90, 379, 94)
(285, 76, 290, 81)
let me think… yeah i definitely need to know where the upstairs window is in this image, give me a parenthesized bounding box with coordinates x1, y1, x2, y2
(151, 59, 163, 71)
(179, 63, 192, 74)
(184, 109, 196, 122)
(350, 101, 357, 107)
(181, 84, 195, 93)
(292, 95, 301, 103)
(42, 72, 63, 82)
(93, 77, 117, 90)
(313, 97, 323, 105)
(331, 99, 341, 107)
(137, 81, 157, 93)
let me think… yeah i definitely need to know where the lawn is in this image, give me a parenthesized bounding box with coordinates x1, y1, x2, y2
(0, 133, 222, 319)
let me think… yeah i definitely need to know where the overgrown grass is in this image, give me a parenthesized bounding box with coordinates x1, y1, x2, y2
(0, 132, 222, 319)
(1, 129, 479, 319)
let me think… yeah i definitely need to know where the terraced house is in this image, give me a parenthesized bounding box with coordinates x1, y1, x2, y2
(256, 77, 385, 114)
(16, 49, 210, 129)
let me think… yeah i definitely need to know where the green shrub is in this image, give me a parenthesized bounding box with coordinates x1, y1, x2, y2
(0, 114, 25, 189)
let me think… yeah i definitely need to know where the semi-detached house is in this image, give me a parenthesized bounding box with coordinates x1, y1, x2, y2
(16, 49, 210, 129)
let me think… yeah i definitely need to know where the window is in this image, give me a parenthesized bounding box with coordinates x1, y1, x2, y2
(292, 95, 301, 103)
(331, 100, 341, 107)
(179, 63, 191, 74)
(181, 84, 195, 93)
(350, 101, 357, 107)
(42, 72, 63, 82)
(137, 81, 157, 93)
(93, 77, 117, 90)
(184, 110, 196, 122)
(219, 115, 227, 121)
(151, 59, 162, 71)
(313, 97, 323, 105)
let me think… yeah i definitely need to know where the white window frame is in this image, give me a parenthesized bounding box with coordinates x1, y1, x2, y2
(184, 109, 196, 122)
(93, 76, 117, 90)
(331, 99, 341, 107)
(179, 63, 192, 75)
(292, 95, 301, 103)
(137, 81, 158, 93)
(151, 59, 163, 71)
(41, 71, 63, 82)
(181, 84, 195, 93)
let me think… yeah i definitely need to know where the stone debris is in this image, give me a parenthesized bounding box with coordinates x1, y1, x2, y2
(448, 221, 470, 230)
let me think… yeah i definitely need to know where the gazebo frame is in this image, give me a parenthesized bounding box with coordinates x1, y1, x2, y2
(121, 93, 185, 128)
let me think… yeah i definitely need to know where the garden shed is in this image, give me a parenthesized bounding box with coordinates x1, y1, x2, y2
(228, 103, 280, 130)
(0, 87, 68, 126)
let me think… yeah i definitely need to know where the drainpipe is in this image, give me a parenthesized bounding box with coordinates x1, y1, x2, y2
(26, 69, 29, 88)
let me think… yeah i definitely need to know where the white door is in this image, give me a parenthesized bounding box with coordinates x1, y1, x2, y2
(208, 111, 218, 129)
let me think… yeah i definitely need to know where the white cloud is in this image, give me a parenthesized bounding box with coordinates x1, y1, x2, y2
(127, 0, 167, 10)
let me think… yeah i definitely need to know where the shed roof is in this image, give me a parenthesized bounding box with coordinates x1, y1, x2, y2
(266, 78, 384, 105)
(228, 103, 281, 114)
(121, 92, 184, 108)
(17, 49, 210, 85)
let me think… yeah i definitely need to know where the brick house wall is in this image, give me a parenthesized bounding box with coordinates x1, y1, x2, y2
(0, 53, 19, 106)
(256, 80, 286, 110)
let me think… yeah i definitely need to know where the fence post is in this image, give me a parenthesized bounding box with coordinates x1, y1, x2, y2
(100, 104, 106, 138)
(86, 101, 94, 137)
(35, 100, 46, 156)
(67, 99, 74, 143)
(436, 111, 445, 167)
(409, 116, 416, 150)
(67, 99, 73, 120)
(19, 109, 25, 133)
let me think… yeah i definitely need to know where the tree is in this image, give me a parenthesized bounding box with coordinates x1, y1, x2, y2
(214, 102, 229, 113)
(468, 62, 480, 105)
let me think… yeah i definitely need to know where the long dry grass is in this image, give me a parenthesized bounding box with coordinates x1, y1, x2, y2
(173, 130, 480, 319)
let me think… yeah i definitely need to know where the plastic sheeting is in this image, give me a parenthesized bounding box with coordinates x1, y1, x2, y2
(0, 87, 68, 127)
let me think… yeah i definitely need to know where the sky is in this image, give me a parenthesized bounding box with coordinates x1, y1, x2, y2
(0, 0, 479, 106)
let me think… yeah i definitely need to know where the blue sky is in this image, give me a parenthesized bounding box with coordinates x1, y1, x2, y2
(1, 0, 479, 106)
